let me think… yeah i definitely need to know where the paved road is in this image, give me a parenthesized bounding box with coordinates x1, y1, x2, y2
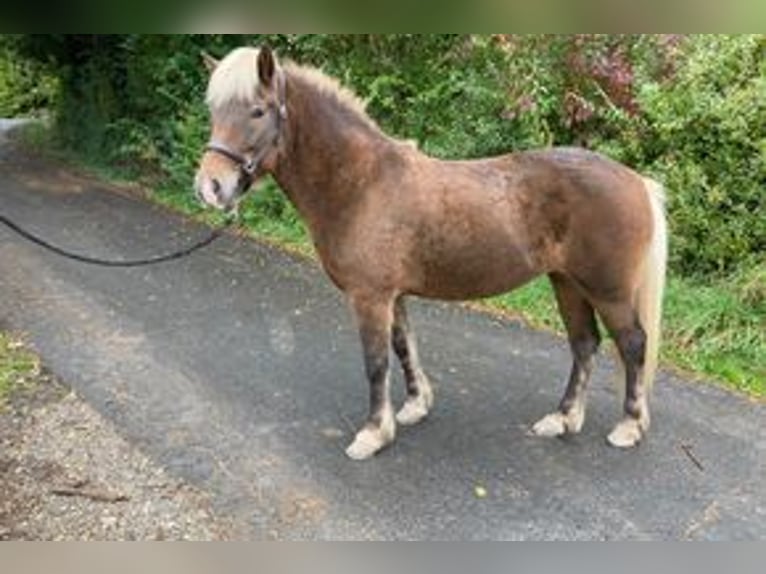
(1, 126, 765, 539)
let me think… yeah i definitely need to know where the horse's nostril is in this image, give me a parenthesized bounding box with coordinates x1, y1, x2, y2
(211, 178, 222, 200)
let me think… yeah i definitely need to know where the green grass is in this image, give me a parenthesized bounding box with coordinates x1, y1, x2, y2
(14, 124, 766, 398)
(0, 332, 39, 407)
(490, 274, 765, 397)
(661, 272, 765, 396)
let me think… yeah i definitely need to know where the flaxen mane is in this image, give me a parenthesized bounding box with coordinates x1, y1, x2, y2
(206, 47, 262, 108)
(206, 47, 379, 133)
(282, 62, 377, 131)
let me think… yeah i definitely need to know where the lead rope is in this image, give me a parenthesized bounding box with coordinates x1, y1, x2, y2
(0, 213, 236, 267)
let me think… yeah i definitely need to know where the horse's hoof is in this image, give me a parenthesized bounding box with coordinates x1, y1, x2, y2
(530, 412, 567, 437)
(345, 423, 395, 460)
(606, 418, 644, 448)
(530, 407, 584, 437)
(396, 386, 433, 426)
(395, 399, 428, 426)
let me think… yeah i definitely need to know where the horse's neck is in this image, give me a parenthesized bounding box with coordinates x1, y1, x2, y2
(271, 73, 393, 239)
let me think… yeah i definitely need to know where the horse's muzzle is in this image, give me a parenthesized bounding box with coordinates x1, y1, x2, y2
(195, 170, 254, 214)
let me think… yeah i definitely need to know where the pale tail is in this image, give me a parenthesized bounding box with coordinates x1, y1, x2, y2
(638, 177, 668, 392)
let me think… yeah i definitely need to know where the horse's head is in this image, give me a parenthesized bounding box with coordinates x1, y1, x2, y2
(195, 46, 287, 213)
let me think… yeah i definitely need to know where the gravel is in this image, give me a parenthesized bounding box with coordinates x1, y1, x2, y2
(0, 374, 231, 540)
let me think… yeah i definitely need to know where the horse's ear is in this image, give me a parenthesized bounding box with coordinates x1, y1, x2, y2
(201, 51, 219, 74)
(258, 46, 276, 87)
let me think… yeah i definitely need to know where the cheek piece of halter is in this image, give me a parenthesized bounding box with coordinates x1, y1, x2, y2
(204, 68, 288, 184)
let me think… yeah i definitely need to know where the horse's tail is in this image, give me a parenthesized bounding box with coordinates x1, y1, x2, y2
(638, 177, 668, 393)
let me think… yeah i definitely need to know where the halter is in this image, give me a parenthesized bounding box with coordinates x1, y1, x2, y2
(204, 141, 260, 175)
(204, 68, 288, 180)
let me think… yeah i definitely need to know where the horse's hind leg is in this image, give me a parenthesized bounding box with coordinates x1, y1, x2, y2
(532, 274, 600, 437)
(345, 292, 397, 460)
(392, 297, 433, 426)
(592, 300, 649, 448)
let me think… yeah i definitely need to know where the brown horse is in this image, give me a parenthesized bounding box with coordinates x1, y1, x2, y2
(195, 47, 667, 460)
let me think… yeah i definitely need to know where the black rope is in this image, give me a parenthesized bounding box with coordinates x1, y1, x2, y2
(0, 213, 234, 268)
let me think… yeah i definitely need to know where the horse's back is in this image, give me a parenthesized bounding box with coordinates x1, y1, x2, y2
(395, 146, 653, 300)
(516, 146, 642, 189)
(507, 147, 654, 298)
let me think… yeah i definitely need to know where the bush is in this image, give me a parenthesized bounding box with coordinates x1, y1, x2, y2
(637, 35, 765, 276)
(0, 37, 57, 117)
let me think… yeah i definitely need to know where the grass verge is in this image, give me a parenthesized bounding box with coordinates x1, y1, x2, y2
(13, 123, 766, 398)
(0, 332, 40, 408)
(491, 273, 765, 397)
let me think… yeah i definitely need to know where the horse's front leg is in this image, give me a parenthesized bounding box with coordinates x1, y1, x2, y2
(392, 297, 433, 426)
(345, 292, 397, 460)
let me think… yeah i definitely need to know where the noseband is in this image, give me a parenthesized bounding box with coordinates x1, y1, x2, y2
(204, 69, 288, 181)
(204, 142, 260, 176)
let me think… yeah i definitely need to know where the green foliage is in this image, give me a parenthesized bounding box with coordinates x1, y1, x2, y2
(637, 35, 765, 276)
(312, 35, 523, 158)
(662, 265, 766, 395)
(0, 37, 57, 117)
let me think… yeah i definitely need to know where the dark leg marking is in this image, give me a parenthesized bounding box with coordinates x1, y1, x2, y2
(594, 300, 650, 447)
(613, 323, 647, 421)
(345, 293, 396, 460)
(392, 298, 419, 397)
(361, 325, 391, 427)
(391, 297, 433, 425)
(532, 274, 600, 437)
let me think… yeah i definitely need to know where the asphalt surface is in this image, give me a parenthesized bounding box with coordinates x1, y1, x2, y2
(1, 122, 765, 539)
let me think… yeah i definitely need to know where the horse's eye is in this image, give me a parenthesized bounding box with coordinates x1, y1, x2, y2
(251, 107, 265, 119)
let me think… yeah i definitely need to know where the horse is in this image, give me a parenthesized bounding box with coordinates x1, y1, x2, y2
(194, 46, 667, 460)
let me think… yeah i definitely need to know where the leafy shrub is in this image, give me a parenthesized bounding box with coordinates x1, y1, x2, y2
(0, 37, 57, 117)
(637, 35, 765, 276)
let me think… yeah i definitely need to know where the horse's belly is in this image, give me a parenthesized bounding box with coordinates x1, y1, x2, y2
(413, 236, 538, 300)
